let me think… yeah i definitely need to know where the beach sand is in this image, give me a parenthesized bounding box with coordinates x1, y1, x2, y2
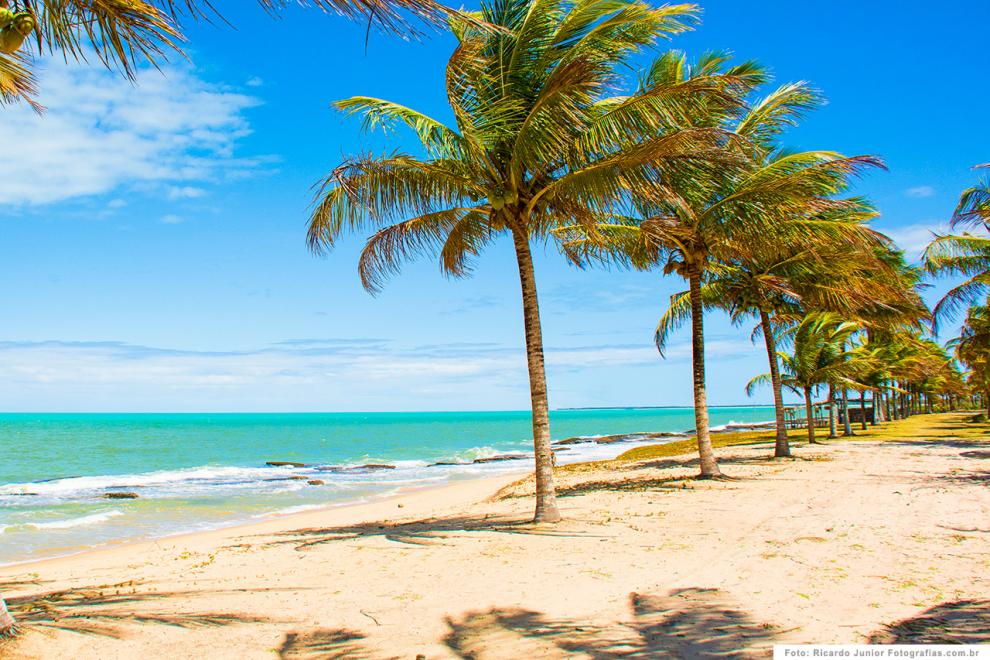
(1, 412, 988, 658)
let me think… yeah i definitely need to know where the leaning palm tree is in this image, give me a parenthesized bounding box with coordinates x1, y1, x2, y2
(749, 312, 869, 444)
(557, 52, 883, 476)
(948, 300, 990, 415)
(657, 221, 893, 458)
(924, 164, 990, 328)
(0, 0, 466, 108)
(305, 0, 722, 521)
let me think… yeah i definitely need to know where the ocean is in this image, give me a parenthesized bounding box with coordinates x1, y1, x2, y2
(0, 407, 773, 564)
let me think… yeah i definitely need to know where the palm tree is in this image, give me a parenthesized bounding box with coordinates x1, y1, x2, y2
(306, 0, 715, 521)
(749, 312, 869, 444)
(925, 164, 990, 328)
(0, 0, 466, 108)
(948, 300, 990, 416)
(557, 52, 882, 476)
(655, 217, 889, 458)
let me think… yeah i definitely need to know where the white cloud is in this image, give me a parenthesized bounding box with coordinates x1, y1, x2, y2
(0, 337, 760, 411)
(881, 222, 945, 260)
(167, 186, 207, 200)
(161, 214, 185, 225)
(246, 77, 264, 87)
(905, 185, 936, 198)
(0, 59, 261, 206)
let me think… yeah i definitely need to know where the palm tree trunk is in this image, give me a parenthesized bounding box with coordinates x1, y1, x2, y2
(873, 389, 884, 424)
(841, 389, 854, 436)
(510, 227, 561, 523)
(0, 597, 14, 638)
(688, 271, 720, 477)
(827, 384, 838, 438)
(759, 310, 790, 458)
(859, 391, 868, 430)
(804, 386, 817, 444)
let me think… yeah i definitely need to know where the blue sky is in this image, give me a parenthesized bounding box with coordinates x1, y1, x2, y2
(0, 0, 987, 412)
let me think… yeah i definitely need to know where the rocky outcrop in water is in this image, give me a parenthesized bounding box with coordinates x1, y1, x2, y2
(266, 461, 307, 468)
(315, 464, 397, 473)
(429, 454, 528, 467)
(554, 431, 685, 446)
(307, 480, 325, 486)
(105, 492, 139, 499)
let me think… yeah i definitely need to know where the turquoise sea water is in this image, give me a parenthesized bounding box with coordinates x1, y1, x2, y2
(0, 407, 773, 564)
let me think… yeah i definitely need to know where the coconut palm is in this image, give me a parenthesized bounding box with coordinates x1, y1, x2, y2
(924, 164, 990, 328)
(748, 312, 871, 444)
(655, 211, 891, 458)
(0, 0, 466, 108)
(557, 52, 883, 476)
(305, 0, 725, 521)
(948, 300, 990, 415)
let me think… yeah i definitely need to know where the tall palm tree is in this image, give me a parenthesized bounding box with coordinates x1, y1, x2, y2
(925, 164, 990, 328)
(306, 0, 718, 522)
(748, 312, 869, 444)
(558, 52, 882, 476)
(948, 300, 990, 415)
(0, 0, 466, 108)
(656, 225, 892, 458)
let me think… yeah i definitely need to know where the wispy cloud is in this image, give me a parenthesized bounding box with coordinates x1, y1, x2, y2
(880, 222, 949, 261)
(0, 59, 261, 206)
(0, 336, 760, 411)
(905, 185, 936, 198)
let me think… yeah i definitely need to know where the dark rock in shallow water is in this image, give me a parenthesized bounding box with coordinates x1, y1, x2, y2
(555, 431, 685, 446)
(307, 479, 325, 486)
(34, 475, 82, 483)
(710, 422, 775, 434)
(316, 463, 397, 472)
(266, 461, 307, 468)
(472, 454, 526, 464)
(105, 492, 139, 499)
(429, 461, 471, 467)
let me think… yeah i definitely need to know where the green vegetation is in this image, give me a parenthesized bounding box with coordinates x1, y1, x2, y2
(0, 0, 458, 109)
(616, 411, 990, 465)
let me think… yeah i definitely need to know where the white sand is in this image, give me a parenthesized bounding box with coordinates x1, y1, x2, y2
(2, 413, 988, 658)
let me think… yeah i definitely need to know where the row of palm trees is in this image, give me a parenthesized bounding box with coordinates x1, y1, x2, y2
(925, 164, 990, 415)
(0, 0, 983, 642)
(305, 0, 956, 520)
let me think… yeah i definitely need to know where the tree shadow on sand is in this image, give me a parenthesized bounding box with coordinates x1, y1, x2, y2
(444, 588, 776, 658)
(868, 599, 990, 643)
(252, 513, 603, 551)
(277, 628, 375, 659)
(273, 588, 777, 659)
(0, 579, 271, 641)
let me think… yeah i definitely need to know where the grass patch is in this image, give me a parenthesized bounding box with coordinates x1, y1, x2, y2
(612, 412, 990, 464)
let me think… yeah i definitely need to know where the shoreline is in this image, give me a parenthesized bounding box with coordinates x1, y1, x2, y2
(0, 468, 531, 573)
(0, 418, 778, 569)
(2, 413, 987, 656)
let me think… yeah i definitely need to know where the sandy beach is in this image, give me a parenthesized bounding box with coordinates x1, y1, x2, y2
(2, 412, 988, 658)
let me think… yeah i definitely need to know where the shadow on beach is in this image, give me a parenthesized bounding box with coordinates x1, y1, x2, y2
(868, 599, 990, 644)
(251, 513, 603, 551)
(0, 579, 274, 641)
(276, 587, 777, 659)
